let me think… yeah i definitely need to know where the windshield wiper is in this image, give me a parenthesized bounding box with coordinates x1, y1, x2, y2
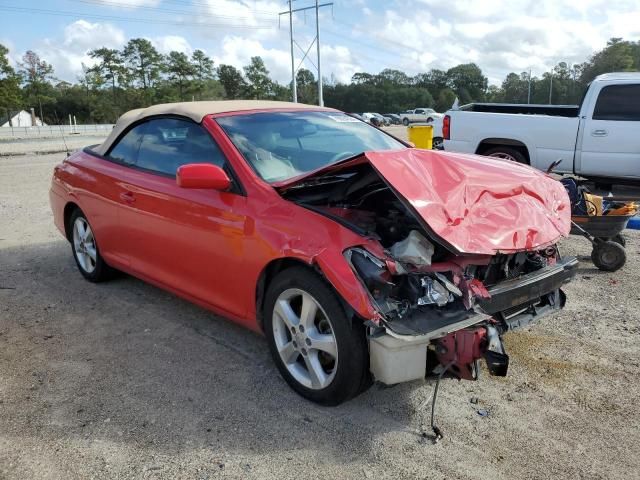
(285, 174, 352, 190)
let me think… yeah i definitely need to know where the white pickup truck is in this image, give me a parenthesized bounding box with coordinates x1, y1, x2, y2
(443, 72, 640, 183)
(399, 108, 442, 126)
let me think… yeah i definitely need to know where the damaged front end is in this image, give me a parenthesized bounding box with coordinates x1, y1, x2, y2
(346, 234, 576, 384)
(277, 151, 576, 386)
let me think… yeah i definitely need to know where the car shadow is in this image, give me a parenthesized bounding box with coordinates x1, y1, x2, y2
(0, 240, 429, 465)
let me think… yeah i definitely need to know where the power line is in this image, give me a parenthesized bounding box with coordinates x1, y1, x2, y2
(0, 5, 275, 29)
(69, 0, 277, 20)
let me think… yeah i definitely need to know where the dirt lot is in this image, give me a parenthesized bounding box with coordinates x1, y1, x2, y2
(1, 149, 639, 480)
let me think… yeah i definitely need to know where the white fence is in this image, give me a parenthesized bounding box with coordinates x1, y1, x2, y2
(0, 124, 114, 138)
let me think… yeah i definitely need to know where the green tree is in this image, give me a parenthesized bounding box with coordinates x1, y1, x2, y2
(17, 50, 55, 121)
(0, 44, 21, 113)
(580, 38, 636, 83)
(216, 64, 246, 99)
(446, 63, 487, 103)
(243, 56, 272, 99)
(500, 72, 529, 103)
(296, 68, 317, 105)
(164, 51, 195, 100)
(88, 48, 125, 99)
(122, 38, 163, 91)
(377, 68, 411, 86)
(191, 49, 215, 100)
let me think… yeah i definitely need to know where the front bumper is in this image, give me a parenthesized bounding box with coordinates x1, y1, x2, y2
(478, 256, 578, 331)
(383, 256, 578, 337)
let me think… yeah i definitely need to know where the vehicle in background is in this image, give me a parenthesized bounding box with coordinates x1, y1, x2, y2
(50, 100, 575, 406)
(383, 113, 402, 125)
(400, 108, 443, 126)
(362, 112, 389, 127)
(361, 112, 377, 125)
(443, 72, 640, 184)
(374, 113, 391, 126)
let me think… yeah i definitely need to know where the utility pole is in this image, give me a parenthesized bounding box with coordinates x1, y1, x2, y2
(279, 1, 333, 106)
(315, 0, 323, 106)
(288, 0, 297, 102)
(527, 69, 531, 104)
(549, 71, 553, 104)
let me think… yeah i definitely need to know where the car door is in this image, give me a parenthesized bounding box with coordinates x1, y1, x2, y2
(113, 116, 250, 318)
(86, 122, 147, 268)
(577, 83, 640, 179)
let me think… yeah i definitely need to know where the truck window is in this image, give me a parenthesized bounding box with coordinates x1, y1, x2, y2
(592, 84, 640, 121)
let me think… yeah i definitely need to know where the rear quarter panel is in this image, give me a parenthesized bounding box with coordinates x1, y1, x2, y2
(51, 150, 130, 268)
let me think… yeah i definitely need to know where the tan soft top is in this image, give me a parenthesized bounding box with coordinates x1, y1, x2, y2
(94, 100, 333, 155)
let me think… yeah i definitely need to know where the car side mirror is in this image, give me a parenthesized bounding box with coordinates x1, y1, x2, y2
(177, 163, 231, 191)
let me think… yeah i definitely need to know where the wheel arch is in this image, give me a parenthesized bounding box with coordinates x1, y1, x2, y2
(63, 201, 81, 242)
(475, 137, 531, 164)
(255, 252, 377, 332)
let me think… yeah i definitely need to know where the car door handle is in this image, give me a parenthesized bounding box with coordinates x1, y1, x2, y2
(591, 129, 608, 137)
(119, 191, 136, 204)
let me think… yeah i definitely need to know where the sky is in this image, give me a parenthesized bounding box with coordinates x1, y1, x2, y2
(1, 0, 640, 86)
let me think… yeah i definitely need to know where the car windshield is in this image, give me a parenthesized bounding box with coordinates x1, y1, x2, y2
(216, 111, 406, 183)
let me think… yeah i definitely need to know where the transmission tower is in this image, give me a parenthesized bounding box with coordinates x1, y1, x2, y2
(280, 1, 333, 106)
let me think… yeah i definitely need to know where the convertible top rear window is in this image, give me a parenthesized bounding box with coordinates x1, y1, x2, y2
(216, 111, 406, 183)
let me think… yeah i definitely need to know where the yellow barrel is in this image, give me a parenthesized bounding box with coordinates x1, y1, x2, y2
(407, 125, 433, 149)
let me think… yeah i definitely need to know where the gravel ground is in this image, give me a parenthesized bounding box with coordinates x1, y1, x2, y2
(1, 148, 639, 480)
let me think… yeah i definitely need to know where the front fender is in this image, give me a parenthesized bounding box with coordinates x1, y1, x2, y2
(314, 248, 379, 321)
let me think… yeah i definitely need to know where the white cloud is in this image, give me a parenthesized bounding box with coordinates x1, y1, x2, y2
(95, 0, 160, 7)
(353, 0, 640, 84)
(213, 35, 292, 82)
(37, 20, 126, 81)
(152, 36, 193, 55)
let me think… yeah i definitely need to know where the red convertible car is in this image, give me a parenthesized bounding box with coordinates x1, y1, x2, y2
(50, 101, 576, 405)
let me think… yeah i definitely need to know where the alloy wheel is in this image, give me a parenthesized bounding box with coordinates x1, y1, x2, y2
(73, 217, 97, 273)
(272, 288, 338, 390)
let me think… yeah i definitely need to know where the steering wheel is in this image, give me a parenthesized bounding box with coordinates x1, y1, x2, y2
(329, 151, 356, 163)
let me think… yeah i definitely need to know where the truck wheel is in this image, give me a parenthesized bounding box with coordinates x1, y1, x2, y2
(263, 267, 370, 406)
(483, 146, 528, 164)
(402, 118, 409, 126)
(591, 241, 626, 272)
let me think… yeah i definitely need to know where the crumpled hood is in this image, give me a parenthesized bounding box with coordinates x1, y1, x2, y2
(278, 149, 571, 255)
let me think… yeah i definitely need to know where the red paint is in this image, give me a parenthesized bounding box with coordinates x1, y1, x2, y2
(177, 163, 231, 190)
(278, 149, 571, 255)
(436, 328, 487, 380)
(49, 106, 570, 334)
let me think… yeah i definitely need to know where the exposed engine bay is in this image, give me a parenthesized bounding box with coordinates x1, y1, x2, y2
(280, 161, 578, 383)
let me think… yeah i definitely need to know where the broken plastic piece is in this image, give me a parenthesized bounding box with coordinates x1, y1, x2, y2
(390, 230, 434, 266)
(418, 277, 452, 306)
(434, 272, 462, 297)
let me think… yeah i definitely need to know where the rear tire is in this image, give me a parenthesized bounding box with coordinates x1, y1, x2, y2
(483, 146, 528, 164)
(69, 209, 115, 282)
(591, 241, 626, 272)
(263, 267, 370, 406)
(402, 118, 409, 126)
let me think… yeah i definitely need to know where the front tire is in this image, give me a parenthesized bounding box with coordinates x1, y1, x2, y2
(264, 267, 370, 406)
(402, 118, 409, 126)
(69, 209, 115, 282)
